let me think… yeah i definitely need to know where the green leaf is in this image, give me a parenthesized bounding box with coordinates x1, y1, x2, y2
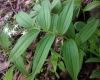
(87, 49, 100, 57)
(74, 21, 85, 31)
(33, 4, 41, 12)
(58, 61, 65, 71)
(73, 6, 80, 19)
(87, 16, 95, 23)
(50, 48, 61, 59)
(85, 58, 100, 63)
(90, 69, 100, 78)
(95, 29, 100, 36)
(89, 36, 98, 52)
(22, 51, 27, 64)
(63, 39, 79, 80)
(80, 41, 88, 51)
(55, 72, 60, 78)
(8, 29, 39, 62)
(79, 50, 85, 72)
(49, 14, 58, 33)
(74, 0, 81, 6)
(53, 0, 62, 14)
(83, 1, 100, 11)
(13, 56, 28, 75)
(66, 23, 75, 39)
(16, 12, 34, 28)
(26, 76, 32, 80)
(51, 60, 57, 72)
(57, 0, 74, 35)
(62, 0, 80, 9)
(31, 33, 55, 80)
(94, 12, 100, 19)
(51, 0, 59, 9)
(0, 24, 10, 51)
(77, 19, 99, 43)
(75, 36, 81, 46)
(62, 0, 69, 8)
(27, 76, 39, 80)
(4, 66, 14, 80)
(30, 11, 38, 18)
(37, 0, 51, 31)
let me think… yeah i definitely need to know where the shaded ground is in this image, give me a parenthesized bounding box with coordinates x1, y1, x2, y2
(0, 0, 100, 80)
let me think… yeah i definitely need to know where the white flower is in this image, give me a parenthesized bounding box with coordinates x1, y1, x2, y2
(11, 29, 17, 35)
(8, 31, 12, 38)
(3, 27, 9, 33)
(14, 24, 18, 29)
(21, 31, 27, 35)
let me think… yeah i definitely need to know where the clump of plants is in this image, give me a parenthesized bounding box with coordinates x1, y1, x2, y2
(0, 0, 100, 80)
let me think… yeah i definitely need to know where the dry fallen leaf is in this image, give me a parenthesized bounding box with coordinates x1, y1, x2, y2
(0, 62, 9, 71)
(24, 0, 30, 6)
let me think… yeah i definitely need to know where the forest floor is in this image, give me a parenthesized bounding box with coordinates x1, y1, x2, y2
(0, 0, 100, 80)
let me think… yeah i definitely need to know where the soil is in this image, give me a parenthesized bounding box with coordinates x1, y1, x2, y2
(0, 0, 100, 80)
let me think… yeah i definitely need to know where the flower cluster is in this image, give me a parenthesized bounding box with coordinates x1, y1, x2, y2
(3, 24, 27, 37)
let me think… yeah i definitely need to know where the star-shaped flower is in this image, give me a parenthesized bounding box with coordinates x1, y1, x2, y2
(21, 31, 27, 35)
(8, 31, 12, 38)
(14, 24, 18, 29)
(11, 29, 17, 35)
(3, 27, 9, 33)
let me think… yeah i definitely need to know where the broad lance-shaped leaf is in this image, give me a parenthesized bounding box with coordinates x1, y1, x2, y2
(0, 30, 10, 51)
(16, 12, 34, 28)
(8, 29, 40, 62)
(58, 61, 65, 71)
(78, 50, 84, 72)
(74, 21, 85, 31)
(85, 58, 100, 63)
(77, 19, 99, 43)
(51, 0, 59, 9)
(63, 39, 79, 80)
(83, 1, 100, 11)
(73, 6, 80, 19)
(57, 0, 74, 35)
(53, 0, 62, 14)
(90, 69, 100, 78)
(13, 56, 28, 75)
(66, 23, 75, 39)
(4, 66, 14, 80)
(37, 0, 51, 31)
(29, 11, 38, 18)
(74, 0, 81, 6)
(49, 14, 58, 33)
(33, 4, 41, 12)
(31, 33, 55, 80)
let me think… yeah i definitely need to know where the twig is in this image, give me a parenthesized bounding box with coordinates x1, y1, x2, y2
(8, 0, 17, 14)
